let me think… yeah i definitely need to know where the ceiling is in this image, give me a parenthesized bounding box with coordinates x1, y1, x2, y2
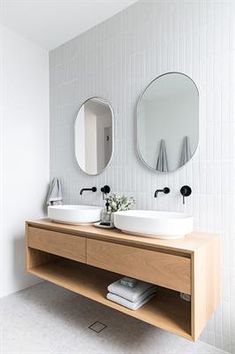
(0, 0, 137, 50)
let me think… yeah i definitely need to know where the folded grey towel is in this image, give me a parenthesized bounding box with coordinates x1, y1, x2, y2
(179, 136, 192, 167)
(107, 291, 156, 310)
(120, 277, 137, 288)
(46, 177, 63, 206)
(156, 139, 169, 172)
(108, 279, 156, 302)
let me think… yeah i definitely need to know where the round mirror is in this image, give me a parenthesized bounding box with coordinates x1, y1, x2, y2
(137, 72, 199, 172)
(75, 97, 114, 175)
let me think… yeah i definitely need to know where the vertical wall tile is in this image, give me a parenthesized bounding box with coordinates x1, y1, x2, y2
(49, 1, 234, 352)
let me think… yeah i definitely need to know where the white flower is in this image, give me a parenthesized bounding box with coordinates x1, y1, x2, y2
(105, 193, 135, 213)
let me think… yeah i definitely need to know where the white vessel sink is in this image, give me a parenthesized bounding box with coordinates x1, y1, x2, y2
(113, 210, 193, 239)
(48, 205, 102, 225)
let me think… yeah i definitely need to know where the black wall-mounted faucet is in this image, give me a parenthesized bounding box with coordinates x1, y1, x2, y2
(154, 187, 170, 198)
(80, 186, 97, 195)
(180, 185, 192, 204)
(100, 185, 111, 195)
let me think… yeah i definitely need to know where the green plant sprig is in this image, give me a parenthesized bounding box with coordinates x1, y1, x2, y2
(105, 193, 135, 213)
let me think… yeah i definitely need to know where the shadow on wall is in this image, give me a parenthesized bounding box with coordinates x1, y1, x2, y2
(12, 237, 41, 294)
(3, 186, 48, 297)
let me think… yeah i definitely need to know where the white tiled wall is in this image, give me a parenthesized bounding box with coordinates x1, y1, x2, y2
(50, 1, 235, 352)
(0, 24, 49, 297)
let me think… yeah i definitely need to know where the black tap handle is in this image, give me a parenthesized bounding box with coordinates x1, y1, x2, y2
(180, 185, 192, 204)
(101, 185, 111, 194)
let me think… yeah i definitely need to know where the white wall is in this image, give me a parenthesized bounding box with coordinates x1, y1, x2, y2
(49, 1, 235, 352)
(0, 24, 49, 297)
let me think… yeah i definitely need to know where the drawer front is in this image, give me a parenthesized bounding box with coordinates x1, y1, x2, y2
(28, 227, 86, 263)
(87, 239, 191, 294)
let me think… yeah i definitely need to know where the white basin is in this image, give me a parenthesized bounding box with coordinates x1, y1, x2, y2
(113, 210, 193, 239)
(48, 205, 102, 225)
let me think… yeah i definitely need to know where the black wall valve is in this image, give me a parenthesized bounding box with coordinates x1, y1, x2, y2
(101, 185, 111, 198)
(180, 185, 192, 204)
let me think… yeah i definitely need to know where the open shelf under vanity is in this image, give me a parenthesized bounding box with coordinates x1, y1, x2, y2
(25, 219, 219, 341)
(29, 255, 191, 339)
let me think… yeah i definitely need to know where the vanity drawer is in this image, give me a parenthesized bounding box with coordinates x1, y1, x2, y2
(27, 227, 86, 263)
(87, 239, 191, 294)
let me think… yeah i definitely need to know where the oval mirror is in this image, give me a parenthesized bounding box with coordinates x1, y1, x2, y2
(137, 72, 199, 172)
(75, 97, 114, 175)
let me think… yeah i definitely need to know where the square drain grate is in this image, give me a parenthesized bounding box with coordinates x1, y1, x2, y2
(88, 321, 107, 333)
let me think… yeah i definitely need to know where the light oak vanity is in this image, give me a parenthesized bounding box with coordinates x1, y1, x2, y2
(25, 219, 219, 341)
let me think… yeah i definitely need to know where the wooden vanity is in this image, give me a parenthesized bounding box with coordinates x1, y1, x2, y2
(25, 219, 219, 341)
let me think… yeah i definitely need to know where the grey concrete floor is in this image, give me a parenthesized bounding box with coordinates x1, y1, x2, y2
(0, 282, 230, 354)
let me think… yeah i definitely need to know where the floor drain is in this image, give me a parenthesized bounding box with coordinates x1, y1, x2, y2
(88, 321, 107, 333)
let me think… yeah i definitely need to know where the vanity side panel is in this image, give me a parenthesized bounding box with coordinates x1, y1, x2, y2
(25, 223, 59, 271)
(87, 238, 191, 294)
(192, 236, 220, 340)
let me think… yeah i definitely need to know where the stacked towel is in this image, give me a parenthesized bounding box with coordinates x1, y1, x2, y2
(107, 277, 157, 310)
(120, 277, 137, 288)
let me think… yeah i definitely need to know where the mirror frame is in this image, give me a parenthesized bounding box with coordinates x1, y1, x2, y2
(74, 96, 115, 176)
(136, 71, 199, 173)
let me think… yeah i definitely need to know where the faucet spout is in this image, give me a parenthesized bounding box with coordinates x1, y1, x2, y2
(154, 187, 170, 198)
(80, 186, 97, 195)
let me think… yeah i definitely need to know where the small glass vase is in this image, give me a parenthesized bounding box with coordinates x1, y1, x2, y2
(100, 210, 114, 226)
